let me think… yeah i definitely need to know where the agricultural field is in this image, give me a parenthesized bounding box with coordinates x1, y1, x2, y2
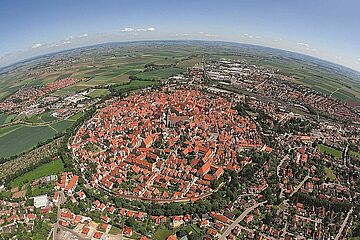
(50, 120, 74, 133)
(0, 125, 57, 158)
(24, 112, 57, 124)
(113, 80, 160, 91)
(0, 113, 17, 125)
(0, 137, 63, 184)
(133, 67, 185, 81)
(68, 111, 84, 121)
(1, 41, 359, 104)
(0, 125, 22, 137)
(0, 120, 75, 158)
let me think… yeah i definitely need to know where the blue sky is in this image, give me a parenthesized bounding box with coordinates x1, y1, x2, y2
(1, 0, 360, 71)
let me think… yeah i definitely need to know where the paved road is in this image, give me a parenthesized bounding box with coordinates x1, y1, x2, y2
(219, 201, 267, 240)
(335, 207, 353, 240)
(46, 228, 53, 240)
(53, 191, 65, 240)
(234, 193, 258, 203)
(289, 175, 311, 198)
(277, 155, 289, 178)
(342, 143, 349, 167)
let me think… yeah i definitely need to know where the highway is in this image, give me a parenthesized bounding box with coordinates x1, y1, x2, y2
(219, 201, 267, 240)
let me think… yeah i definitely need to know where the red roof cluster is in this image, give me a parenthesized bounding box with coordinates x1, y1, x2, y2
(71, 88, 262, 201)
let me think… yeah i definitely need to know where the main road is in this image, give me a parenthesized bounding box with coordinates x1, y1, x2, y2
(219, 200, 267, 240)
(334, 207, 353, 240)
(289, 175, 311, 198)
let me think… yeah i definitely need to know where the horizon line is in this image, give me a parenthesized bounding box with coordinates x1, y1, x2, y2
(1, 39, 359, 76)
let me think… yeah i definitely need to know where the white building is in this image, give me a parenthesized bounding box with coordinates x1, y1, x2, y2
(33, 195, 48, 208)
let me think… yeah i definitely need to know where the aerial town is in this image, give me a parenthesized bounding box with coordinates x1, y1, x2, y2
(1, 0, 360, 239)
(71, 89, 262, 202)
(0, 45, 360, 240)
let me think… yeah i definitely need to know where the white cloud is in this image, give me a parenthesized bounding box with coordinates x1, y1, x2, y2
(79, 33, 88, 38)
(296, 42, 317, 52)
(31, 43, 42, 49)
(122, 27, 135, 32)
(175, 33, 189, 36)
(297, 42, 310, 48)
(121, 27, 156, 32)
(65, 36, 73, 41)
(243, 33, 254, 39)
(63, 41, 72, 45)
(198, 31, 216, 37)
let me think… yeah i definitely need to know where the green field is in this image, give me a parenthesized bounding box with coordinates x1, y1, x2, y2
(0, 125, 57, 158)
(153, 224, 202, 240)
(109, 226, 122, 235)
(40, 112, 57, 122)
(9, 159, 64, 188)
(134, 67, 185, 81)
(25, 114, 46, 124)
(114, 80, 160, 91)
(0, 125, 22, 137)
(153, 227, 174, 240)
(0, 113, 17, 125)
(317, 144, 342, 158)
(0, 113, 8, 124)
(50, 120, 74, 133)
(87, 88, 110, 98)
(0, 120, 74, 158)
(350, 150, 360, 159)
(324, 167, 336, 181)
(68, 111, 84, 121)
(0, 42, 359, 104)
(23, 112, 58, 124)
